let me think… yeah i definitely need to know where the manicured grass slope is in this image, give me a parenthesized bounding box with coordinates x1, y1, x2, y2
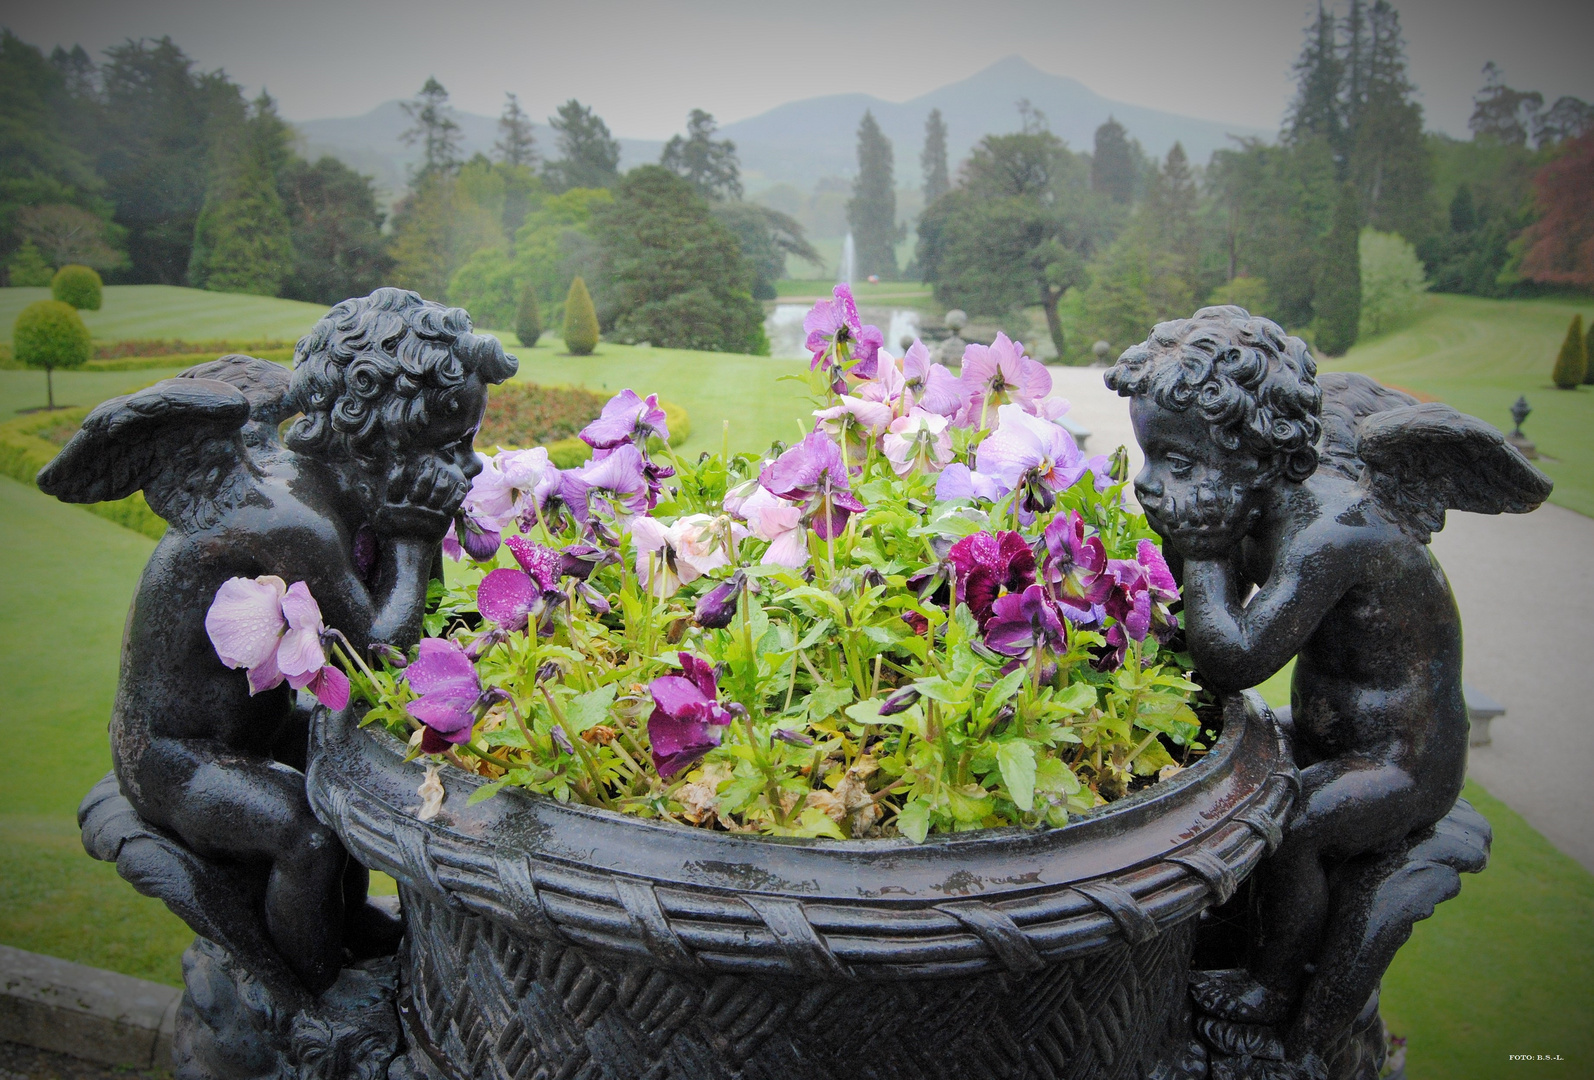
(1, 284, 329, 345)
(1326, 294, 1594, 517)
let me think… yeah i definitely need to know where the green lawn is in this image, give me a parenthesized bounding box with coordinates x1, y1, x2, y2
(1, 284, 330, 345)
(1325, 293, 1594, 516)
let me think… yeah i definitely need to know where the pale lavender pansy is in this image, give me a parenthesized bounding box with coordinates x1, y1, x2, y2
(961, 333, 1052, 417)
(759, 431, 866, 541)
(404, 637, 484, 753)
(934, 462, 1004, 502)
(881, 409, 953, 477)
(803, 284, 884, 383)
(580, 389, 669, 450)
(975, 405, 1089, 520)
(205, 576, 349, 709)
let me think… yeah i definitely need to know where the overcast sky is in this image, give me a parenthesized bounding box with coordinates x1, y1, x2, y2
(10, 0, 1594, 141)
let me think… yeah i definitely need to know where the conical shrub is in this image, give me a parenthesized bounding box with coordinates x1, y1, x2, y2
(1584, 316, 1593, 385)
(515, 281, 542, 347)
(1552, 313, 1586, 389)
(563, 276, 599, 356)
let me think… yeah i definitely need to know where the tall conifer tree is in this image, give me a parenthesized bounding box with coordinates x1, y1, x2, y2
(495, 93, 537, 168)
(1316, 182, 1362, 355)
(401, 77, 462, 178)
(848, 111, 898, 279)
(1091, 117, 1137, 205)
(921, 109, 949, 205)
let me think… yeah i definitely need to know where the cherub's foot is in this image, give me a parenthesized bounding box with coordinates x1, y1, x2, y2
(1190, 968, 1292, 1024)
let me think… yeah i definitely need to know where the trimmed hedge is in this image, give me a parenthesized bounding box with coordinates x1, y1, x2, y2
(0, 340, 297, 371)
(478, 381, 689, 467)
(0, 408, 166, 539)
(51, 265, 103, 310)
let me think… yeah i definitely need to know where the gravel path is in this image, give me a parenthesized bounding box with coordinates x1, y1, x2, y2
(1053, 365, 1594, 873)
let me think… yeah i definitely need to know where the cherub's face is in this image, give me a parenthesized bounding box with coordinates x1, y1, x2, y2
(364, 375, 489, 527)
(1130, 397, 1268, 559)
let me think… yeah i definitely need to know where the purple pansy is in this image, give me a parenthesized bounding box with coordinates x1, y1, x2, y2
(477, 537, 567, 631)
(984, 584, 1067, 657)
(804, 284, 885, 386)
(975, 405, 1090, 521)
(565, 443, 651, 527)
(935, 463, 1004, 502)
(1105, 540, 1180, 644)
(759, 431, 866, 541)
(580, 389, 669, 451)
(647, 652, 738, 778)
(961, 333, 1052, 418)
(404, 638, 487, 753)
(205, 576, 349, 709)
(1040, 510, 1113, 624)
(812, 395, 893, 464)
(946, 530, 1037, 627)
(900, 339, 970, 419)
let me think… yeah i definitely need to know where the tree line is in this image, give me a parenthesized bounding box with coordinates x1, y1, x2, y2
(0, 33, 819, 354)
(902, 0, 1592, 358)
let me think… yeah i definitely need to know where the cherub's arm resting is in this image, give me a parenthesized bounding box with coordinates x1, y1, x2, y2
(1181, 552, 1346, 692)
(364, 537, 437, 649)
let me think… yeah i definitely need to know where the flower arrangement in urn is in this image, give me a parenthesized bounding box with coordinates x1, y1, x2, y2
(208, 286, 1206, 840)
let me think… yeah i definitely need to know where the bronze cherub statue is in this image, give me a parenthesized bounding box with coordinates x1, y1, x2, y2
(1107, 306, 1550, 1079)
(41, 289, 516, 1072)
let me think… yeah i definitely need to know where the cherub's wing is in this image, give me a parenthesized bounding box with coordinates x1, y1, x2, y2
(1356, 402, 1553, 543)
(1315, 372, 1419, 480)
(175, 354, 295, 450)
(37, 376, 260, 533)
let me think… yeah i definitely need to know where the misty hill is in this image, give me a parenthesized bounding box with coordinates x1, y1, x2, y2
(294, 56, 1267, 204)
(722, 56, 1268, 188)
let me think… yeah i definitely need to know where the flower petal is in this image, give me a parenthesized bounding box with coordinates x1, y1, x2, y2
(405, 638, 480, 698)
(306, 664, 350, 710)
(205, 575, 287, 671)
(477, 568, 538, 630)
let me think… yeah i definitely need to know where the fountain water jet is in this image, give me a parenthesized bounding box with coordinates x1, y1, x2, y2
(838, 232, 855, 287)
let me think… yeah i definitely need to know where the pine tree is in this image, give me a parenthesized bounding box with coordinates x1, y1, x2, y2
(1551, 314, 1586, 389)
(495, 92, 537, 167)
(1287, 4, 1343, 150)
(848, 111, 898, 279)
(516, 281, 542, 347)
(660, 110, 741, 201)
(1316, 182, 1363, 355)
(544, 100, 620, 192)
(1349, 1, 1431, 240)
(921, 108, 949, 205)
(401, 78, 462, 177)
(188, 92, 294, 295)
(1146, 143, 1200, 277)
(563, 276, 599, 355)
(1090, 117, 1137, 205)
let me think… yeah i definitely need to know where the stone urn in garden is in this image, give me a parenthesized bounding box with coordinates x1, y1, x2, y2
(43, 289, 1542, 1080)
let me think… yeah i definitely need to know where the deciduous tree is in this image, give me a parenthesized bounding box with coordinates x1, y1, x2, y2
(1515, 133, 1594, 290)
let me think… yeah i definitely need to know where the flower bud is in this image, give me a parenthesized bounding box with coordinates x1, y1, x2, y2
(1108, 445, 1130, 484)
(772, 727, 815, 747)
(576, 581, 612, 616)
(465, 627, 508, 661)
(558, 544, 614, 581)
(457, 514, 502, 562)
(550, 725, 575, 755)
(536, 660, 564, 683)
(879, 686, 921, 716)
(695, 572, 745, 629)
(368, 642, 409, 670)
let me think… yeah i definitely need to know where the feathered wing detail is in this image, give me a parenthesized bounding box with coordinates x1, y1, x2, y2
(1355, 402, 1554, 543)
(1315, 372, 1419, 480)
(37, 376, 260, 533)
(176, 354, 295, 451)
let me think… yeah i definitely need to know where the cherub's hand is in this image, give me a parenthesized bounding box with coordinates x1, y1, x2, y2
(375, 458, 468, 539)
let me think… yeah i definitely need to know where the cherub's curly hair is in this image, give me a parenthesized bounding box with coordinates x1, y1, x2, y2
(1104, 306, 1322, 483)
(285, 288, 517, 469)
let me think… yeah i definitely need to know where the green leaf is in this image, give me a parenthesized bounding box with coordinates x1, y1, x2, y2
(997, 740, 1037, 812)
(844, 698, 886, 726)
(897, 799, 932, 843)
(986, 667, 1028, 709)
(564, 684, 617, 734)
(805, 683, 855, 723)
(1053, 681, 1098, 714)
(466, 781, 507, 806)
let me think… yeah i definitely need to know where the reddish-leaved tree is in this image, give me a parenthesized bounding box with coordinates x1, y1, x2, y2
(1518, 133, 1594, 289)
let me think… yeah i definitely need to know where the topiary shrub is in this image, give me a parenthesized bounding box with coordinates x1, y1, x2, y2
(7, 240, 53, 287)
(1584, 317, 1593, 386)
(516, 281, 542, 347)
(1552, 313, 1587, 389)
(51, 264, 103, 310)
(563, 276, 600, 355)
(13, 299, 91, 409)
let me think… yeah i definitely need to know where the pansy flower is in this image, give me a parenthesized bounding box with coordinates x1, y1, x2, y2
(975, 405, 1089, 522)
(477, 537, 567, 631)
(564, 443, 651, 528)
(580, 389, 669, 451)
(647, 652, 738, 778)
(1039, 510, 1113, 624)
(899, 339, 969, 418)
(804, 284, 884, 387)
(812, 395, 893, 464)
(735, 485, 808, 569)
(404, 638, 494, 753)
(632, 514, 745, 598)
(881, 409, 953, 477)
(759, 431, 866, 541)
(984, 584, 1067, 657)
(946, 530, 1037, 626)
(205, 576, 349, 709)
(961, 333, 1052, 418)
